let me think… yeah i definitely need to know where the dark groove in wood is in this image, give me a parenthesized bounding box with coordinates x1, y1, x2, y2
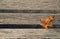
(0, 10, 59, 13)
(0, 24, 59, 29)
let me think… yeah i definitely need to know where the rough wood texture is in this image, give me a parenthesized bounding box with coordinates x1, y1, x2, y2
(0, 0, 60, 39)
(0, 29, 59, 39)
(0, 0, 59, 10)
(0, 13, 59, 24)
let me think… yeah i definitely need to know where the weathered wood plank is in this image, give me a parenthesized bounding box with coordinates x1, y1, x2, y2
(0, 29, 59, 39)
(0, 0, 59, 39)
(0, 0, 59, 10)
(0, 13, 59, 24)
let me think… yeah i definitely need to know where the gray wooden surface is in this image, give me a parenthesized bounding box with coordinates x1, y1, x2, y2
(0, 0, 60, 39)
(0, 29, 59, 39)
(0, 0, 59, 10)
(0, 13, 59, 25)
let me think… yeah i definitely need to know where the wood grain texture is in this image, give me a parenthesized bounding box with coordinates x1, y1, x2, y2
(0, 0, 59, 10)
(0, 13, 59, 39)
(0, 0, 60, 39)
(0, 13, 59, 24)
(0, 29, 59, 39)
